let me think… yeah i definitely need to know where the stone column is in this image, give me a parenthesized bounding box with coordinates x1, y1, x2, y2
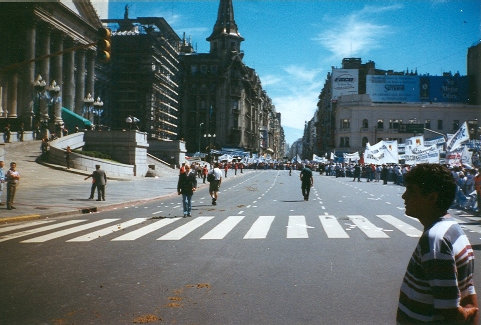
(0, 85, 4, 117)
(74, 49, 86, 115)
(24, 23, 36, 129)
(63, 38, 75, 110)
(51, 31, 63, 125)
(7, 73, 18, 118)
(38, 25, 51, 84)
(86, 50, 95, 97)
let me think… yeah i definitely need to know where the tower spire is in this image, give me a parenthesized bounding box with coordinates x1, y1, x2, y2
(207, 0, 244, 56)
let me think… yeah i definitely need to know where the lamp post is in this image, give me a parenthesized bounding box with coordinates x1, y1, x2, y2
(198, 122, 204, 154)
(83, 93, 94, 126)
(48, 80, 62, 136)
(32, 74, 46, 131)
(93, 97, 104, 129)
(204, 133, 216, 163)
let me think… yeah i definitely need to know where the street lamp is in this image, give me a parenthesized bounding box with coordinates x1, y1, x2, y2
(83, 93, 94, 125)
(48, 80, 62, 136)
(93, 97, 104, 129)
(32, 74, 46, 131)
(198, 122, 204, 153)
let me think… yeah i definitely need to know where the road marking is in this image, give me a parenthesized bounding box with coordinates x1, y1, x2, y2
(348, 215, 389, 238)
(376, 215, 421, 237)
(152, 211, 163, 215)
(0, 220, 55, 234)
(244, 216, 275, 239)
(112, 218, 181, 241)
(67, 218, 148, 242)
(0, 220, 86, 242)
(287, 216, 309, 238)
(319, 215, 349, 238)
(21, 219, 119, 243)
(157, 217, 214, 240)
(201, 216, 245, 240)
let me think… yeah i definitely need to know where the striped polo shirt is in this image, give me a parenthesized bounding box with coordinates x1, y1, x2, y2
(397, 215, 476, 323)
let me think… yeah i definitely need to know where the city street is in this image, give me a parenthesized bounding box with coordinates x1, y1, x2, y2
(1, 170, 481, 324)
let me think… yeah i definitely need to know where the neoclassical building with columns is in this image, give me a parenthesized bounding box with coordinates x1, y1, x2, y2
(0, 2, 105, 132)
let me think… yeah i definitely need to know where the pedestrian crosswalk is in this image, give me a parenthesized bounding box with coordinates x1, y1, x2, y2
(0, 214, 476, 244)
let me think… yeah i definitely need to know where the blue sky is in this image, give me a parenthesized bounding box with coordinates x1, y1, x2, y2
(107, 0, 481, 145)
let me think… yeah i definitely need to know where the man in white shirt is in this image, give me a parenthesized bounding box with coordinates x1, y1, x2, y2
(208, 162, 223, 205)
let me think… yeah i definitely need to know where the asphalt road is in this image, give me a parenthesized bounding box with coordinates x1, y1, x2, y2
(1, 170, 481, 324)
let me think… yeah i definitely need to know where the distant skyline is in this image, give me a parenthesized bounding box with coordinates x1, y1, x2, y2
(107, 0, 481, 145)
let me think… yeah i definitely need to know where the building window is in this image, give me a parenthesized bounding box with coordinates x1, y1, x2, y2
(201, 65, 207, 74)
(377, 119, 384, 129)
(389, 119, 402, 129)
(340, 137, 350, 147)
(438, 120, 443, 130)
(340, 119, 350, 129)
(425, 119, 431, 129)
(453, 120, 460, 131)
(191, 65, 198, 74)
(362, 137, 369, 148)
(362, 119, 368, 129)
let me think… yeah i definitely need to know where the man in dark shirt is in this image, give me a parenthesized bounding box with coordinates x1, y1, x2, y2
(300, 164, 313, 201)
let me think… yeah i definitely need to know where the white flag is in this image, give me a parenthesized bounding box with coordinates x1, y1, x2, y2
(446, 121, 469, 152)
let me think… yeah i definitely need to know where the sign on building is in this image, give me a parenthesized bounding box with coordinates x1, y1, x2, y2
(332, 69, 359, 100)
(366, 75, 420, 103)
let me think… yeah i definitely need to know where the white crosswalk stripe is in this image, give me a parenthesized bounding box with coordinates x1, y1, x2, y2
(112, 217, 181, 241)
(244, 216, 275, 239)
(67, 218, 148, 242)
(287, 215, 309, 238)
(348, 215, 390, 238)
(376, 214, 422, 237)
(0, 220, 86, 242)
(157, 216, 214, 240)
(21, 219, 119, 243)
(201, 216, 245, 240)
(319, 215, 349, 238)
(4, 214, 479, 243)
(0, 220, 56, 234)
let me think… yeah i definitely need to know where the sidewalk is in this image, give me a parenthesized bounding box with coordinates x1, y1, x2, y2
(0, 141, 196, 223)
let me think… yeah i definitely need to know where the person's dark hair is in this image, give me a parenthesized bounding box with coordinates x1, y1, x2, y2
(404, 163, 456, 211)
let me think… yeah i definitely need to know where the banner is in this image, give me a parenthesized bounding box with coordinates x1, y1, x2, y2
(424, 137, 446, 147)
(401, 146, 440, 165)
(446, 121, 469, 152)
(404, 135, 424, 155)
(343, 152, 360, 161)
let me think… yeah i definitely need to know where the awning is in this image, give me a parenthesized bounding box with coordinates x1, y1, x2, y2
(61, 107, 92, 130)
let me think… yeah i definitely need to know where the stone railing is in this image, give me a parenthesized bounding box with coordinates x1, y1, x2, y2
(47, 132, 135, 178)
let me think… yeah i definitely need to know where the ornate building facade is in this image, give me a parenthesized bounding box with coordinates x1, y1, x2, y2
(0, 2, 104, 132)
(179, 0, 284, 158)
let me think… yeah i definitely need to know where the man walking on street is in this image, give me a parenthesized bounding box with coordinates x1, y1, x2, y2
(209, 162, 222, 205)
(300, 164, 313, 201)
(6, 162, 20, 210)
(397, 163, 478, 324)
(93, 165, 107, 201)
(177, 164, 197, 217)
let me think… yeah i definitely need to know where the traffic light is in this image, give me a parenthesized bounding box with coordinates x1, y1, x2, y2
(97, 27, 111, 63)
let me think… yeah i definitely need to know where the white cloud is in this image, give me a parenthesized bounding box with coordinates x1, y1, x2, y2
(260, 74, 282, 87)
(314, 4, 399, 61)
